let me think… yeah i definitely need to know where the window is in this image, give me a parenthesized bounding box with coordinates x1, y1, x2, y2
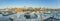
(24, 14, 38, 19)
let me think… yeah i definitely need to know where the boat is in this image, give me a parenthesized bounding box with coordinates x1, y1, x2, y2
(2, 10, 16, 16)
(43, 11, 51, 14)
(43, 17, 60, 21)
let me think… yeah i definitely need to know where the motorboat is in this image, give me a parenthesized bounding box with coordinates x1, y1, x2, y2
(9, 12, 38, 21)
(43, 11, 51, 14)
(2, 10, 16, 16)
(43, 17, 60, 21)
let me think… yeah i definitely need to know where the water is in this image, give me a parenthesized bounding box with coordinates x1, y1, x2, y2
(0, 10, 60, 21)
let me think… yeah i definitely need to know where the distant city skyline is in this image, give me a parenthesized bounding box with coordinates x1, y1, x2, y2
(0, 0, 60, 8)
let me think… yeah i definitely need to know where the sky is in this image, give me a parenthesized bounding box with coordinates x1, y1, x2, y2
(0, 0, 60, 8)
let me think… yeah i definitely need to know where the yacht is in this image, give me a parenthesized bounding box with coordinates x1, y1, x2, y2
(9, 12, 39, 21)
(43, 11, 51, 14)
(1, 10, 16, 16)
(43, 17, 60, 21)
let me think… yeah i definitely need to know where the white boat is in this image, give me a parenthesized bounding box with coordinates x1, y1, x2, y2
(1, 10, 16, 16)
(43, 11, 51, 14)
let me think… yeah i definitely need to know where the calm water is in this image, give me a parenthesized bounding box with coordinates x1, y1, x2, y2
(0, 10, 60, 21)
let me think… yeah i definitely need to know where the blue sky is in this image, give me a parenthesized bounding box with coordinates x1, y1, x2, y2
(0, 0, 60, 8)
